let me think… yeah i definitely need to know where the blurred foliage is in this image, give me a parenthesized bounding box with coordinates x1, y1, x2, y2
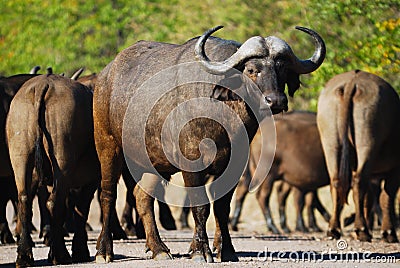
(0, 0, 398, 111)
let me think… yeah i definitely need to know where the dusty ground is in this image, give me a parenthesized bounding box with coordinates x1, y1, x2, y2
(1, 174, 399, 267)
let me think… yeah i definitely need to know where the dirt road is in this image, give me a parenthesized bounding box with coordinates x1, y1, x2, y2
(1, 181, 399, 267)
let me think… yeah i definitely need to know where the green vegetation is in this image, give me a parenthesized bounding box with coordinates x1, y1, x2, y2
(0, 0, 398, 110)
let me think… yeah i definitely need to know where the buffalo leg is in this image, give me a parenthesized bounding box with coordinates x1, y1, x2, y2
(71, 181, 98, 263)
(37, 184, 51, 246)
(313, 190, 331, 223)
(256, 176, 280, 234)
(120, 167, 137, 237)
(327, 178, 344, 239)
(10, 142, 36, 268)
(352, 172, 372, 242)
(230, 172, 250, 231)
(0, 176, 15, 244)
(134, 174, 172, 260)
(213, 187, 238, 262)
(97, 184, 127, 240)
(305, 191, 323, 232)
(94, 136, 123, 263)
(292, 188, 307, 232)
(380, 173, 399, 243)
(277, 181, 291, 233)
(47, 179, 72, 265)
(183, 172, 213, 263)
(157, 200, 176, 230)
(179, 193, 191, 229)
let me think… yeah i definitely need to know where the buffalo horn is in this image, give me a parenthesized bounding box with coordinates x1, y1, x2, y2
(195, 26, 268, 75)
(290, 26, 326, 74)
(29, 66, 41, 74)
(71, 67, 85, 80)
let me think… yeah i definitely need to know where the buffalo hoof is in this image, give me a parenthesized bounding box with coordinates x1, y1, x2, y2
(213, 240, 238, 262)
(217, 250, 239, 262)
(95, 254, 113, 263)
(231, 224, 238, 232)
(327, 228, 341, 240)
(48, 248, 72, 265)
(39, 225, 51, 246)
(281, 226, 291, 234)
(72, 252, 91, 263)
(191, 251, 213, 263)
(72, 244, 91, 263)
(189, 242, 213, 263)
(16, 252, 34, 268)
(153, 251, 173, 260)
(354, 228, 372, 242)
(382, 230, 398, 243)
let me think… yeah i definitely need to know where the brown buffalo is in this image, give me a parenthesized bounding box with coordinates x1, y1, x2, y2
(0, 73, 39, 244)
(7, 74, 100, 266)
(231, 111, 330, 233)
(93, 26, 325, 263)
(317, 70, 400, 242)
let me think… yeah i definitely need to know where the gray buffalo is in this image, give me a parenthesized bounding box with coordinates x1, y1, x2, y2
(7, 74, 100, 267)
(93, 26, 325, 263)
(317, 70, 400, 242)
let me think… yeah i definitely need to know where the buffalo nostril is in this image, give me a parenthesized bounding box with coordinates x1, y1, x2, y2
(265, 96, 273, 106)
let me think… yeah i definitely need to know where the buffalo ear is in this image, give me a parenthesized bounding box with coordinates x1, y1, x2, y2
(211, 73, 243, 101)
(286, 71, 301, 97)
(211, 85, 241, 101)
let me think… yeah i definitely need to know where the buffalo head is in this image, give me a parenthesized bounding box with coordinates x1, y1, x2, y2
(195, 26, 326, 114)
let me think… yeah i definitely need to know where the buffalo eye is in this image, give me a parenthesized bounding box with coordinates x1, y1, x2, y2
(275, 59, 285, 69)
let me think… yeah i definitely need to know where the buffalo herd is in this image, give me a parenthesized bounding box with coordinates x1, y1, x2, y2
(0, 26, 398, 267)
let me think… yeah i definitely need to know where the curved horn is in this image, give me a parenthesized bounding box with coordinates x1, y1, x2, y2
(292, 26, 326, 74)
(195, 26, 268, 75)
(46, 67, 53, 74)
(29, 66, 41, 74)
(71, 67, 85, 80)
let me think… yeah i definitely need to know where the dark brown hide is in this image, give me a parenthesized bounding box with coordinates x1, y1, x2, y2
(93, 27, 325, 263)
(0, 74, 37, 245)
(7, 74, 100, 266)
(317, 70, 400, 242)
(231, 111, 330, 233)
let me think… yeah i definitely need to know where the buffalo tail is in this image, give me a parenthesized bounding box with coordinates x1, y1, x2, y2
(337, 78, 357, 206)
(34, 84, 49, 185)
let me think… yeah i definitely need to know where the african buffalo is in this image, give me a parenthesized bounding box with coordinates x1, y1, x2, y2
(0, 73, 39, 244)
(7, 74, 100, 266)
(317, 70, 400, 242)
(231, 111, 330, 233)
(93, 25, 325, 263)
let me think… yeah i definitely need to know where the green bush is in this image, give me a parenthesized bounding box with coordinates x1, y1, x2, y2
(0, 0, 398, 111)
